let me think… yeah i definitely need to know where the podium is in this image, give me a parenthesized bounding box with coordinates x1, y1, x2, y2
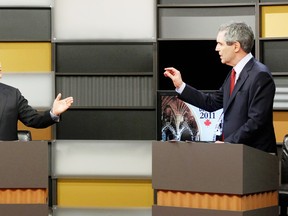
(0, 141, 49, 216)
(152, 141, 279, 216)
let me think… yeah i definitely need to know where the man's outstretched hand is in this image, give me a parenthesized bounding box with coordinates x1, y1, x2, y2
(51, 93, 74, 116)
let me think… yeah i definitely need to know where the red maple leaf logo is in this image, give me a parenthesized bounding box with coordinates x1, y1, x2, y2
(204, 119, 211, 126)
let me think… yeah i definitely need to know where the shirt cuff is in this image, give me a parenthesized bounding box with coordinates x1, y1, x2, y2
(175, 82, 186, 94)
(50, 110, 60, 122)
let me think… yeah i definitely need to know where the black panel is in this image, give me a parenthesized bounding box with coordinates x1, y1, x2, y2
(55, 43, 154, 74)
(0, 8, 50, 41)
(56, 109, 156, 140)
(261, 40, 288, 73)
(55, 76, 154, 108)
(158, 40, 232, 91)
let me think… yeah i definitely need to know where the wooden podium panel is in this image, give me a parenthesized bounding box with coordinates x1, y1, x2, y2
(152, 141, 278, 194)
(152, 141, 279, 216)
(0, 141, 49, 215)
(152, 205, 279, 216)
(0, 204, 48, 216)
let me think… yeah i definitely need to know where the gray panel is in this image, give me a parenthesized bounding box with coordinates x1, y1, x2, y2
(274, 76, 288, 86)
(56, 76, 154, 107)
(0, 8, 50, 41)
(159, 7, 255, 39)
(56, 110, 156, 140)
(261, 41, 288, 73)
(55, 43, 154, 73)
(273, 76, 288, 110)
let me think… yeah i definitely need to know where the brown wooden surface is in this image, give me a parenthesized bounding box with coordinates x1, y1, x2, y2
(152, 141, 279, 194)
(0, 141, 48, 188)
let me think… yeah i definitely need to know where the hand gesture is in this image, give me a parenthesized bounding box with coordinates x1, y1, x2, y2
(51, 93, 74, 116)
(163, 67, 184, 89)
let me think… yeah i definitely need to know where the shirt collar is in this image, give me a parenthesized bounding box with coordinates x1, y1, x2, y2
(233, 53, 253, 80)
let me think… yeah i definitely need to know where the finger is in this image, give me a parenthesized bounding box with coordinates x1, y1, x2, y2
(65, 97, 74, 104)
(164, 67, 174, 71)
(164, 71, 174, 78)
(56, 93, 62, 101)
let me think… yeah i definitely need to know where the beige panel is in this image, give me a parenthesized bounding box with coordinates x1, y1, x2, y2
(273, 111, 288, 143)
(18, 121, 53, 141)
(261, 6, 288, 37)
(0, 42, 51, 72)
(57, 179, 153, 207)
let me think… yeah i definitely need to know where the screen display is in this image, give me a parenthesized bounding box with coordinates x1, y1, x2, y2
(157, 91, 223, 142)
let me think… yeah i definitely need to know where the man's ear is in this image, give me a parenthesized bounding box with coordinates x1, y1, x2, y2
(234, 41, 241, 52)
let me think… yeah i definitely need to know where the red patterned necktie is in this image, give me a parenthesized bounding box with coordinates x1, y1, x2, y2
(230, 69, 236, 95)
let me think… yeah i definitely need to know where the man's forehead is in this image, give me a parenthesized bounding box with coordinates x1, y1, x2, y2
(216, 31, 226, 41)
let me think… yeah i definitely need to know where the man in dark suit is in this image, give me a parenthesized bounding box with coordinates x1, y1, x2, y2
(0, 65, 74, 141)
(163, 21, 276, 153)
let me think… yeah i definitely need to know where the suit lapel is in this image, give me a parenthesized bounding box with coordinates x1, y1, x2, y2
(224, 58, 254, 111)
(0, 84, 8, 122)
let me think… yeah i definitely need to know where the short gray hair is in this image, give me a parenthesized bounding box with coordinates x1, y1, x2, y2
(218, 21, 254, 53)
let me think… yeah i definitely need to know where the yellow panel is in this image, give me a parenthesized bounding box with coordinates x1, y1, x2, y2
(0, 42, 51, 72)
(273, 111, 288, 143)
(261, 6, 288, 37)
(57, 179, 154, 207)
(18, 121, 53, 141)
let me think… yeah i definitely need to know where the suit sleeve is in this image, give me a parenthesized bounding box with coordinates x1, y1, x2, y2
(17, 89, 56, 128)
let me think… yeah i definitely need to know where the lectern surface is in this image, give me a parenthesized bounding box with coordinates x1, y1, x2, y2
(152, 141, 278, 194)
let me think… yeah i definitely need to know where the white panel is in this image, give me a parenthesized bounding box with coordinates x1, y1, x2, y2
(274, 94, 288, 101)
(0, 0, 51, 6)
(53, 207, 151, 216)
(52, 0, 156, 41)
(276, 87, 288, 93)
(1, 72, 54, 109)
(274, 87, 288, 109)
(51, 140, 152, 178)
(273, 102, 288, 110)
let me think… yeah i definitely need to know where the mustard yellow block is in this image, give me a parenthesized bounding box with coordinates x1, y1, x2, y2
(0, 42, 51, 72)
(261, 6, 288, 37)
(57, 179, 154, 207)
(18, 121, 53, 141)
(273, 111, 288, 143)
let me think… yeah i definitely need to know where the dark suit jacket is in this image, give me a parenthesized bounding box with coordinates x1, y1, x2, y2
(0, 83, 56, 141)
(178, 58, 277, 153)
